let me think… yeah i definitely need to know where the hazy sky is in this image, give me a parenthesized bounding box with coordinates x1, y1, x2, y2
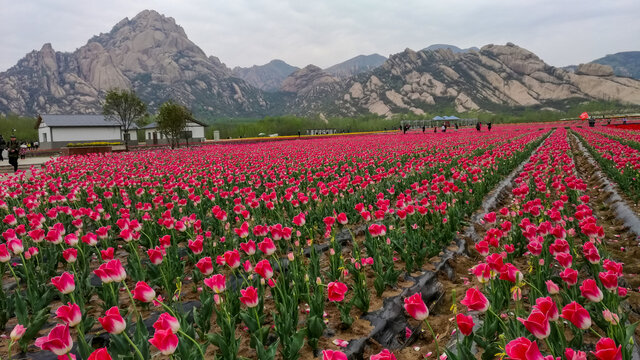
(1, 0, 638, 72)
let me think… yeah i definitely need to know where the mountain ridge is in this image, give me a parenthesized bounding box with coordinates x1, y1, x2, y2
(1, 10, 639, 120)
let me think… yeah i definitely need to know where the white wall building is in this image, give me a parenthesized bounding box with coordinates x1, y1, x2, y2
(36, 115, 138, 149)
(142, 120, 206, 145)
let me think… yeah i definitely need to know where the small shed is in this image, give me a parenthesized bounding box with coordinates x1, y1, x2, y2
(142, 119, 207, 145)
(35, 114, 138, 149)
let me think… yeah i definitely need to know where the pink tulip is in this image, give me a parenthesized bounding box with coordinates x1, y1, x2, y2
(196, 257, 214, 275)
(240, 286, 259, 307)
(149, 329, 179, 355)
(580, 279, 603, 303)
(56, 303, 82, 327)
(518, 311, 550, 339)
(10, 324, 26, 341)
(98, 306, 126, 334)
(254, 259, 273, 279)
(0, 244, 11, 262)
(505, 337, 543, 360)
(322, 350, 347, 360)
(153, 313, 180, 333)
(223, 249, 241, 269)
(327, 281, 348, 302)
(204, 274, 226, 293)
(545, 280, 559, 295)
(403, 293, 428, 320)
(88, 348, 112, 360)
(460, 287, 489, 312)
(132, 281, 156, 302)
(371, 349, 397, 360)
(561, 301, 592, 330)
(35, 324, 73, 356)
(258, 237, 277, 256)
(51, 272, 75, 294)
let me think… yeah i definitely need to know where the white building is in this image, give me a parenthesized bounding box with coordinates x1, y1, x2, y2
(36, 115, 138, 149)
(142, 119, 206, 145)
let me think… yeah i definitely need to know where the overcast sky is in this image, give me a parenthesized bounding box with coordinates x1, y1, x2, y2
(1, 0, 638, 72)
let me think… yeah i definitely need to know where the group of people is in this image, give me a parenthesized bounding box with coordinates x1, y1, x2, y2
(476, 122, 492, 131)
(0, 134, 23, 172)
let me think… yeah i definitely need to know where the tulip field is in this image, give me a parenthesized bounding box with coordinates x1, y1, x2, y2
(1, 124, 640, 360)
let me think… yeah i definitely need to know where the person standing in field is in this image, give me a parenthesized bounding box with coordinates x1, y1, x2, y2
(0, 135, 5, 161)
(487, 122, 492, 131)
(476, 122, 481, 131)
(19, 142, 27, 159)
(7, 135, 20, 172)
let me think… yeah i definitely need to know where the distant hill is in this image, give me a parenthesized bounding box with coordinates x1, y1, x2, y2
(422, 44, 480, 53)
(592, 51, 640, 79)
(324, 54, 387, 78)
(232, 60, 299, 92)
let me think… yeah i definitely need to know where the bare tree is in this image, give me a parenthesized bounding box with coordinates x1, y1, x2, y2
(103, 89, 147, 151)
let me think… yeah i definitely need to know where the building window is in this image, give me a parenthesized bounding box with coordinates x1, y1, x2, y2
(42, 133, 47, 142)
(148, 132, 151, 140)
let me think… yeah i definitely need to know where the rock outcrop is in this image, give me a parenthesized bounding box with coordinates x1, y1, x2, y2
(317, 43, 640, 117)
(0, 10, 269, 117)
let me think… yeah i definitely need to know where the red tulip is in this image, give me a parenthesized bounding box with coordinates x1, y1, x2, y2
(599, 271, 618, 292)
(337, 213, 348, 225)
(196, 257, 214, 275)
(204, 274, 226, 293)
(322, 350, 347, 360)
(147, 246, 164, 265)
(0, 244, 10, 262)
(486, 253, 504, 271)
(327, 281, 348, 302)
(224, 249, 241, 269)
(561, 301, 591, 330)
(580, 279, 603, 303)
(505, 337, 543, 360)
(240, 286, 259, 307)
(62, 248, 77, 263)
(403, 293, 428, 320)
(518, 311, 550, 339)
(559, 268, 578, 286)
(592, 338, 622, 360)
(153, 313, 180, 333)
(475, 241, 489, 256)
(132, 281, 156, 302)
(254, 259, 273, 279)
(370, 348, 396, 360)
(532, 297, 558, 321)
(460, 288, 489, 312)
(94, 259, 127, 283)
(499, 263, 522, 283)
(51, 272, 75, 294)
(554, 253, 572, 268)
(258, 237, 277, 256)
(100, 247, 115, 261)
(483, 212, 497, 224)
(88, 348, 112, 360)
(565, 348, 587, 360)
(188, 238, 204, 254)
(56, 303, 82, 327)
(471, 263, 491, 283)
(98, 306, 126, 334)
(35, 324, 73, 356)
(456, 313, 474, 335)
(240, 240, 256, 255)
(7, 238, 23, 255)
(149, 329, 179, 355)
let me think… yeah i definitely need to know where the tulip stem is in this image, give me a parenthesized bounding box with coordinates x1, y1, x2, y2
(122, 281, 142, 320)
(589, 326, 603, 339)
(123, 331, 146, 360)
(424, 319, 440, 359)
(7, 340, 14, 360)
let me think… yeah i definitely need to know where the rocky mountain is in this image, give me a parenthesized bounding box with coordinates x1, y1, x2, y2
(232, 60, 299, 92)
(322, 43, 640, 117)
(591, 51, 640, 80)
(324, 54, 387, 78)
(423, 44, 480, 53)
(0, 10, 269, 118)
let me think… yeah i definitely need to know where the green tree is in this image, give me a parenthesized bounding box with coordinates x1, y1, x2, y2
(157, 100, 193, 149)
(102, 89, 147, 151)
